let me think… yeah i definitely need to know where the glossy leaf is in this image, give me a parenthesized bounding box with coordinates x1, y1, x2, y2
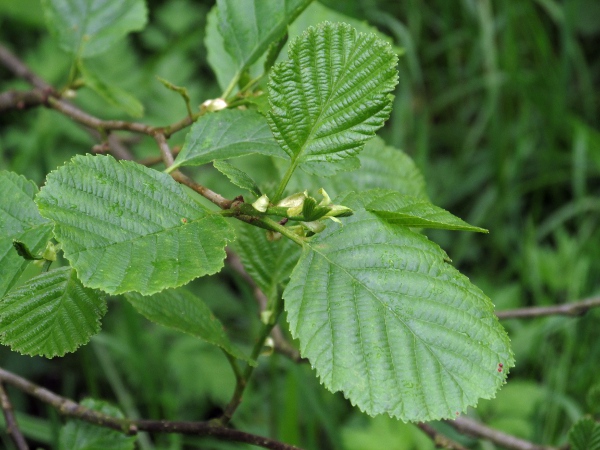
(36, 155, 235, 295)
(233, 223, 300, 302)
(216, 0, 311, 93)
(213, 160, 262, 197)
(42, 0, 147, 57)
(0, 171, 52, 298)
(338, 189, 487, 232)
(0, 267, 106, 358)
(268, 22, 398, 176)
(278, 136, 429, 201)
(59, 398, 135, 450)
(125, 289, 252, 364)
(284, 210, 513, 421)
(170, 109, 287, 171)
(569, 417, 600, 450)
(79, 62, 144, 117)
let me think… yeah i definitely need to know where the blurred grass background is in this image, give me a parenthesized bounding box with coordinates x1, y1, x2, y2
(1, 0, 600, 448)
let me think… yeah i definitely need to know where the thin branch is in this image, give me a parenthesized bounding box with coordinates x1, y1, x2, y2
(445, 417, 558, 450)
(170, 170, 232, 209)
(0, 382, 29, 450)
(0, 89, 44, 112)
(496, 296, 600, 319)
(416, 422, 467, 450)
(0, 367, 301, 450)
(153, 132, 174, 168)
(0, 45, 52, 91)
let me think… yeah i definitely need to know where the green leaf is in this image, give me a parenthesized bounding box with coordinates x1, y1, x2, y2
(283, 210, 513, 422)
(79, 62, 144, 117)
(205, 6, 240, 93)
(59, 398, 135, 450)
(42, 0, 147, 58)
(0, 171, 53, 298)
(213, 160, 262, 198)
(125, 289, 253, 364)
(569, 417, 600, 450)
(268, 22, 398, 177)
(0, 267, 106, 358)
(277, 136, 429, 201)
(216, 0, 312, 94)
(170, 109, 287, 171)
(36, 155, 235, 295)
(233, 223, 301, 302)
(337, 189, 487, 232)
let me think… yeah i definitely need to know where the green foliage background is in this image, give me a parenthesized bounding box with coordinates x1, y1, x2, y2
(1, 0, 599, 448)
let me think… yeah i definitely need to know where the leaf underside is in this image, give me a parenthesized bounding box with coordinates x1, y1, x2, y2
(125, 289, 253, 364)
(268, 22, 398, 176)
(284, 210, 514, 422)
(0, 267, 106, 358)
(0, 171, 53, 298)
(36, 155, 234, 295)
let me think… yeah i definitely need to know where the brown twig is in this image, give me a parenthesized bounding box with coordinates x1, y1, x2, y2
(0, 89, 44, 112)
(0, 367, 301, 450)
(416, 422, 467, 450)
(445, 417, 558, 450)
(153, 132, 174, 168)
(0, 382, 29, 450)
(170, 169, 232, 209)
(496, 296, 600, 319)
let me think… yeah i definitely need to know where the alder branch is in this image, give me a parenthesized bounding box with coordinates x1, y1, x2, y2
(496, 296, 600, 319)
(153, 132, 174, 168)
(0, 382, 29, 450)
(445, 417, 558, 450)
(416, 423, 467, 450)
(0, 367, 301, 450)
(0, 89, 44, 112)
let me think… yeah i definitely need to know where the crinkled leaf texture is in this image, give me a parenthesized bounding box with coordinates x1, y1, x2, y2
(569, 417, 600, 450)
(59, 398, 135, 450)
(283, 208, 514, 422)
(0, 171, 53, 297)
(212, 0, 311, 92)
(268, 22, 398, 175)
(0, 267, 106, 358)
(42, 0, 147, 57)
(125, 289, 253, 364)
(213, 160, 262, 198)
(36, 155, 235, 295)
(170, 109, 287, 171)
(338, 189, 487, 233)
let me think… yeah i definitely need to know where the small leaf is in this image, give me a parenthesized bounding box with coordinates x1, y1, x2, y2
(338, 189, 488, 232)
(42, 0, 147, 57)
(283, 210, 514, 422)
(268, 22, 398, 176)
(59, 398, 135, 450)
(213, 160, 262, 197)
(569, 417, 600, 450)
(0, 171, 53, 297)
(79, 62, 144, 117)
(216, 0, 311, 93)
(0, 267, 106, 358)
(301, 197, 330, 221)
(170, 109, 287, 171)
(125, 289, 253, 364)
(36, 155, 235, 295)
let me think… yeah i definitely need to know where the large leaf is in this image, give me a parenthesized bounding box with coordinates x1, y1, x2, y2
(0, 267, 106, 358)
(268, 22, 398, 176)
(169, 109, 287, 171)
(125, 289, 253, 364)
(232, 223, 301, 302)
(59, 398, 135, 450)
(205, 6, 239, 93)
(338, 189, 487, 232)
(278, 136, 429, 201)
(36, 155, 235, 295)
(215, 0, 312, 93)
(0, 171, 53, 298)
(569, 417, 600, 450)
(283, 210, 514, 421)
(42, 0, 147, 57)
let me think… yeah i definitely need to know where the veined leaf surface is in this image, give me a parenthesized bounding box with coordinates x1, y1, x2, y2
(36, 155, 234, 295)
(0, 171, 52, 297)
(283, 210, 513, 421)
(268, 22, 398, 176)
(0, 267, 106, 358)
(125, 289, 253, 364)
